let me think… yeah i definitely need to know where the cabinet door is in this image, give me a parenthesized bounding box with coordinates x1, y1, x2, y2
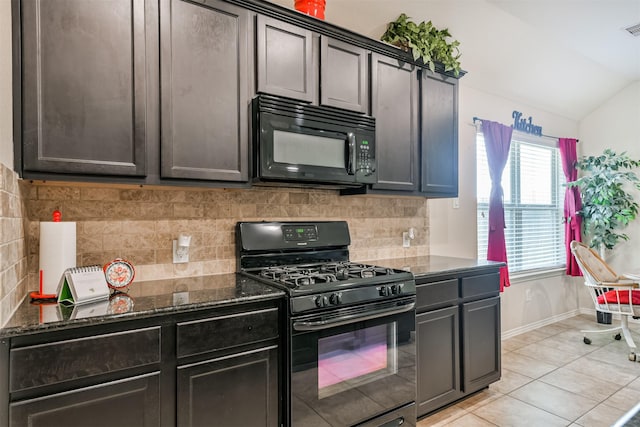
(21, 0, 151, 177)
(160, 0, 250, 181)
(421, 71, 459, 197)
(177, 346, 279, 427)
(416, 306, 462, 418)
(320, 37, 368, 113)
(9, 372, 160, 427)
(371, 54, 419, 191)
(462, 296, 501, 394)
(256, 16, 316, 103)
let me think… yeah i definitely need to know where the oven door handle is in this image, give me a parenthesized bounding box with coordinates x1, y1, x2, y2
(292, 302, 415, 331)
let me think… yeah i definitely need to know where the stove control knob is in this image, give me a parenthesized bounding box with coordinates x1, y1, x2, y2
(330, 293, 342, 305)
(315, 295, 329, 308)
(391, 283, 403, 295)
(379, 286, 390, 297)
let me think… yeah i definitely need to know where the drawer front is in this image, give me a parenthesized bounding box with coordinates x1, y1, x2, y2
(10, 327, 161, 392)
(177, 307, 279, 358)
(416, 279, 458, 311)
(460, 273, 500, 300)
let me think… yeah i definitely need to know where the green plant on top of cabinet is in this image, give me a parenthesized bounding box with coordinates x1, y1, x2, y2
(19, 0, 153, 177)
(160, 0, 251, 182)
(256, 15, 369, 113)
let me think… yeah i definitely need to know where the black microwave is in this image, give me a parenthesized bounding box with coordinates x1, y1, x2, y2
(252, 95, 376, 187)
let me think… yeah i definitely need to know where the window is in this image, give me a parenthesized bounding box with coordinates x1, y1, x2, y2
(476, 132, 565, 273)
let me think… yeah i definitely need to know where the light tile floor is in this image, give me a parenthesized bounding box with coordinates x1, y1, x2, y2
(417, 314, 640, 427)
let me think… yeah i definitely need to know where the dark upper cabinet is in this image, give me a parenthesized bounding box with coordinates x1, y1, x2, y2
(320, 37, 369, 113)
(421, 70, 459, 197)
(256, 15, 316, 103)
(370, 53, 419, 192)
(20, 0, 152, 177)
(160, 0, 250, 182)
(256, 16, 369, 113)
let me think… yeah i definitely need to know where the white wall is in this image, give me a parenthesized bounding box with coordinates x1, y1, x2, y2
(0, 0, 12, 168)
(578, 81, 640, 276)
(576, 81, 640, 312)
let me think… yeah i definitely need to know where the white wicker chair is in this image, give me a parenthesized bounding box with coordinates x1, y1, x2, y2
(570, 241, 640, 361)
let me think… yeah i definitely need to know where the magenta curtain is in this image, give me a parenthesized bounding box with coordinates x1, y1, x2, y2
(558, 138, 583, 276)
(482, 121, 513, 291)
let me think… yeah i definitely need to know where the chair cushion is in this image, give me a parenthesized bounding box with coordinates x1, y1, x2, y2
(597, 290, 640, 305)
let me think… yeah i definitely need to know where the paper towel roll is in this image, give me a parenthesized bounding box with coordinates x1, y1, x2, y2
(39, 221, 76, 295)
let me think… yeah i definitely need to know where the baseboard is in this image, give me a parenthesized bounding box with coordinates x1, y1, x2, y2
(579, 307, 640, 324)
(501, 309, 581, 340)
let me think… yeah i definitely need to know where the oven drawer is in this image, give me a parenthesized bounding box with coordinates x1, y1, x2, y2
(460, 273, 500, 300)
(416, 279, 458, 311)
(177, 307, 279, 358)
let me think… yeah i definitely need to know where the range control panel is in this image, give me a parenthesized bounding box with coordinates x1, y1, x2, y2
(283, 225, 318, 242)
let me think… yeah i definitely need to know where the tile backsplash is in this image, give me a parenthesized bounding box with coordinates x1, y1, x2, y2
(25, 182, 429, 288)
(0, 163, 28, 325)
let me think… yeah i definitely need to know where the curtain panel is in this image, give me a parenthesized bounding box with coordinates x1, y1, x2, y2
(482, 120, 513, 291)
(559, 138, 583, 276)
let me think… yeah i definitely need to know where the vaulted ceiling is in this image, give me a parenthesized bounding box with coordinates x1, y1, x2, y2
(271, 0, 640, 121)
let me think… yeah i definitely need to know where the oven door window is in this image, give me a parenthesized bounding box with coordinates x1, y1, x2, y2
(318, 323, 396, 399)
(291, 305, 415, 426)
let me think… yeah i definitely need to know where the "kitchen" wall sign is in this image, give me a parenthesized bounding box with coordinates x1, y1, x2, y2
(512, 110, 543, 136)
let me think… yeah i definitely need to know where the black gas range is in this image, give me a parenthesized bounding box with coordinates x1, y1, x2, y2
(237, 221, 417, 427)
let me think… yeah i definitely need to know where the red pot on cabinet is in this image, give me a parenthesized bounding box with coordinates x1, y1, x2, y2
(294, 0, 326, 20)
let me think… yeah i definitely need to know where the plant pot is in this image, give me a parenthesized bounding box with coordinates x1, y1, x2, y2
(294, 0, 326, 20)
(596, 310, 612, 325)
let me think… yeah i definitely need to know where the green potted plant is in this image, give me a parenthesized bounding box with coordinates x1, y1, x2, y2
(568, 149, 640, 255)
(568, 149, 640, 324)
(381, 13, 462, 76)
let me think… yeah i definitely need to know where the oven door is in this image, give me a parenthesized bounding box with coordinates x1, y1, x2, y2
(290, 297, 416, 427)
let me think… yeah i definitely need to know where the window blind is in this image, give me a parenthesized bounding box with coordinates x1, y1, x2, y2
(477, 132, 565, 272)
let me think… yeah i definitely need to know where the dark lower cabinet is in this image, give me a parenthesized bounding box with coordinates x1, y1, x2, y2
(177, 346, 279, 427)
(462, 296, 501, 394)
(9, 373, 161, 427)
(2, 300, 282, 427)
(416, 306, 462, 416)
(416, 269, 501, 419)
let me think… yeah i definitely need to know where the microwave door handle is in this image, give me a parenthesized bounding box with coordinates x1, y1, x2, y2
(347, 132, 356, 175)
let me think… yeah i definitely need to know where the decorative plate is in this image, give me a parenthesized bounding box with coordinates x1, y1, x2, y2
(103, 258, 135, 290)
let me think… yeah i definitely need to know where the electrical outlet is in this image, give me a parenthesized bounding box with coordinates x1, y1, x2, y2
(525, 288, 532, 301)
(173, 240, 189, 263)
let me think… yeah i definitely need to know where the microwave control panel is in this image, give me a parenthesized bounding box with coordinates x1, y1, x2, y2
(356, 138, 376, 183)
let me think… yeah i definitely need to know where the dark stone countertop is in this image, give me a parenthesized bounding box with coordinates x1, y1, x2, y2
(0, 273, 284, 338)
(369, 255, 504, 280)
(1, 256, 500, 338)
